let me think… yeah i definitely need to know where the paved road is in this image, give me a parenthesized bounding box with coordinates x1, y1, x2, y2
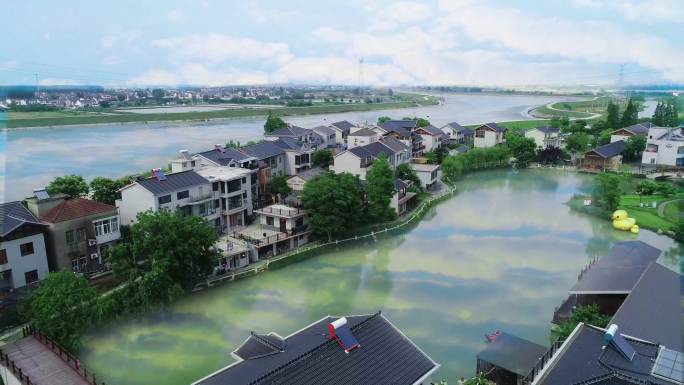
(657, 198, 683, 218)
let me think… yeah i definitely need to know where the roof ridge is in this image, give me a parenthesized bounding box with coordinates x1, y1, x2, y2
(250, 332, 284, 352)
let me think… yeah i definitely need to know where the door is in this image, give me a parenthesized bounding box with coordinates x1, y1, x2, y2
(280, 218, 287, 233)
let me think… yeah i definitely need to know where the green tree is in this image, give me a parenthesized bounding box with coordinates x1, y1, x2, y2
(592, 173, 622, 211)
(301, 172, 363, 241)
(652, 101, 665, 126)
(506, 134, 537, 164)
(674, 219, 684, 242)
(622, 135, 646, 161)
(556, 304, 610, 339)
(395, 163, 421, 189)
(636, 180, 658, 196)
(225, 139, 241, 149)
(595, 129, 613, 146)
(377, 116, 392, 124)
(312, 149, 334, 168)
(90, 177, 126, 205)
(655, 182, 677, 197)
(266, 174, 292, 202)
(606, 101, 620, 129)
(366, 154, 396, 222)
(264, 111, 287, 133)
(441, 155, 465, 186)
(27, 272, 97, 351)
(109, 210, 220, 297)
(401, 117, 430, 127)
(620, 99, 638, 127)
(46, 174, 89, 198)
(569, 120, 587, 133)
(565, 132, 590, 153)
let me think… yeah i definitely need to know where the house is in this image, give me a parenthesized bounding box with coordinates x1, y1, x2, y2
(331, 137, 410, 180)
(25, 191, 120, 275)
(641, 126, 684, 167)
(286, 167, 325, 193)
(474, 122, 506, 148)
(195, 166, 254, 232)
(449, 144, 469, 156)
(610, 122, 653, 143)
(410, 163, 440, 190)
(117, 169, 219, 229)
(264, 124, 316, 144)
(525, 126, 561, 149)
(191, 312, 439, 385)
(0, 201, 49, 293)
(391, 179, 417, 216)
(272, 138, 316, 175)
(311, 125, 337, 148)
(441, 122, 473, 143)
(580, 140, 625, 171)
(329, 120, 355, 143)
(380, 120, 425, 157)
(240, 140, 287, 177)
(476, 332, 548, 385)
(347, 128, 381, 149)
(413, 124, 447, 152)
(234, 204, 310, 259)
(552, 240, 661, 325)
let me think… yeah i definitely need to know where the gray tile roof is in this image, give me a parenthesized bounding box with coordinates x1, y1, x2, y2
(195, 313, 438, 385)
(417, 124, 446, 136)
(0, 201, 46, 238)
(241, 141, 286, 159)
(443, 122, 465, 131)
(536, 126, 560, 134)
(312, 125, 336, 136)
(618, 123, 652, 135)
(380, 136, 409, 153)
(477, 332, 547, 377)
(586, 140, 625, 158)
(478, 122, 507, 132)
(379, 122, 412, 137)
(136, 170, 209, 195)
(348, 146, 373, 159)
(363, 141, 394, 158)
(198, 147, 252, 166)
(330, 120, 354, 134)
(349, 128, 378, 137)
(265, 125, 312, 138)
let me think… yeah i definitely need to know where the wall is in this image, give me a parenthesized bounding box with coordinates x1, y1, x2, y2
(332, 152, 367, 180)
(117, 184, 156, 225)
(0, 232, 49, 289)
(347, 134, 377, 149)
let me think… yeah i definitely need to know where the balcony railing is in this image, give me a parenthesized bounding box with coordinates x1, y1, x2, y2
(186, 192, 216, 203)
(256, 206, 305, 217)
(231, 226, 309, 247)
(521, 337, 566, 385)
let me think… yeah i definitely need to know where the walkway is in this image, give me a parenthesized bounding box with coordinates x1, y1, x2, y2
(658, 198, 683, 218)
(1, 336, 91, 385)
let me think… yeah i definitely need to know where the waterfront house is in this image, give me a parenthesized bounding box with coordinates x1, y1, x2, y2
(474, 122, 506, 148)
(195, 166, 254, 232)
(0, 201, 49, 294)
(347, 128, 381, 149)
(391, 179, 417, 216)
(610, 122, 653, 143)
(641, 126, 684, 167)
(264, 124, 316, 144)
(441, 122, 473, 144)
(332, 137, 410, 180)
(25, 192, 120, 275)
(240, 141, 287, 177)
(413, 124, 447, 152)
(311, 125, 337, 148)
(410, 163, 440, 190)
(286, 167, 325, 193)
(525, 126, 561, 149)
(476, 332, 547, 385)
(380, 120, 425, 157)
(191, 312, 439, 385)
(449, 144, 469, 156)
(580, 140, 625, 171)
(234, 204, 310, 258)
(271, 138, 316, 175)
(329, 120, 355, 144)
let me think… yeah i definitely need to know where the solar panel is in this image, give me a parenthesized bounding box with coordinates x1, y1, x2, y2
(335, 325, 360, 352)
(652, 348, 684, 384)
(33, 189, 50, 200)
(604, 324, 635, 362)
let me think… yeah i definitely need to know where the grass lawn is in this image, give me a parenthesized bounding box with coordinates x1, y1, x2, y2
(533, 105, 597, 119)
(663, 199, 684, 223)
(466, 119, 552, 131)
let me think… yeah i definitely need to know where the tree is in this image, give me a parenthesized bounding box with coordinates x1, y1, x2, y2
(655, 182, 677, 197)
(264, 111, 287, 133)
(152, 88, 165, 99)
(556, 304, 610, 339)
(622, 135, 646, 161)
(90, 177, 126, 205)
(109, 210, 220, 297)
(537, 147, 567, 164)
(377, 116, 392, 124)
(506, 134, 537, 164)
(46, 174, 89, 198)
(595, 129, 613, 146)
(674, 219, 684, 242)
(569, 120, 587, 133)
(564, 132, 590, 153)
(652, 101, 665, 126)
(395, 163, 421, 190)
(606, 101, 620, 129)
(266, 174, 292, 202)
(312, 149, 334, 168)
(441, 155, 465, 186)
(401, 117, 430, 127)
(225, 139, 241, 149)
(620, 99, 638, 127)
(301, 172, 363, 241)
(636, 180, 658, 196)
(365, 154, 396, 223)
(27, 272, 97, 351)
(592, 173, 622, 211)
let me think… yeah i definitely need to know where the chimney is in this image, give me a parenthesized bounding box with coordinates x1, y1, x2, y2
(215, 144, 225, 153)
(180, 149, 190, 160)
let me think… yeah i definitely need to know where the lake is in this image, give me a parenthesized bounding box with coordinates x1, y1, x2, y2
(2, 93, 581, 201)
(78, 169, 681, 385)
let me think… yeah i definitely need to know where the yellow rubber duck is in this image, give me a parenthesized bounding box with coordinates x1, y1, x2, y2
(611, 210, 639, 233)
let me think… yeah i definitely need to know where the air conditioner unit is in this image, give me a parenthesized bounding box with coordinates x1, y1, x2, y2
(90, 253, 99, 260)
(88, 239, 97, 246)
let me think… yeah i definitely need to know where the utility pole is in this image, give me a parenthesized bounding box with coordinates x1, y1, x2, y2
(358, 58, 364, 95)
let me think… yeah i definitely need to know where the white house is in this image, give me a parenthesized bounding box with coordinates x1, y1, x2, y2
(610, 122, 653, 143)
(410, 163, 440, 190)
(332, 138, 410, 180)
(413, 125, 447, 152)
(525, 126, 562, 148)
(286, 168, 325, 193)
(329, 120, 355, 144)
(347, 128, 381, 149)
(196, 166, 255, 231)
(312, 126, 337, 148)
(390, 179, 417, 216)
(474, 122, 507, 148)
(441, 122, 473, 144)
(270, 138, 316, 175)
(264, 125, 316, 144)
(641, 127, 684, 167)
(0, 201, 49, 292)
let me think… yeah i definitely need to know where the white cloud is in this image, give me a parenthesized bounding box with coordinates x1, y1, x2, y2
(571, 0, 684, 22)
(38, 78, 79, 86)
(369, 1, 433, 32)
(166, 9, 185, 22)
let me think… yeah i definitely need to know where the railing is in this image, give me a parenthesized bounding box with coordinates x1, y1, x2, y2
(521, 337, 566, 385)
(256, 206, 305, 216)
(232, 227, 309, 247)
(186, 192, 216, 203)
(0, 348, 36, 385)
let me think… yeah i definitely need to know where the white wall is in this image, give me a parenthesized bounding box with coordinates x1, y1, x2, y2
(332, 152, 367, 180)
(610, 134, 630, 143)
(0, 233, 49, 289)
(474, 130, 502, 148)
(117, 184, 156, 225)
(347, 134, 378, 149)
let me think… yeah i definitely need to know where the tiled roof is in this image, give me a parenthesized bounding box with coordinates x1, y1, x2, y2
(136, 170, 209, 196)
(312, 125, 336, 136)
(0, 201, 46, 237)
(41, 198, 116, 223)
(476, 332, 547, 377)
(443, 122, 465, 131)
(363, 141, 394, 158)
(380, 123, 412, 138)
(266, 125, 311, 138)
(349, 128, 378, 137)
(348, 146, 373, 159)
(194, 312, 438, 385)
(379, 136, 409, 153)
(478, 122, 506, 132)
(586, 140, 625, 158)
(241, 141, 286, 159)
(617, 123, 652, 135)
(198, 147, 252, 166)
(330, 120, 354, 133)
(535, 126, 560, 134)
(416, 124, 445, 136)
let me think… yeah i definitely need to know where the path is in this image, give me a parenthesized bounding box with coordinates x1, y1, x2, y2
(540, 101, 602, 120)
(657, 198, 684, 218)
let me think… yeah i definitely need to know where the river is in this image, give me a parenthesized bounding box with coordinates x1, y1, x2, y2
(2, 93, 582, 201)
(78, 169, 680, 385)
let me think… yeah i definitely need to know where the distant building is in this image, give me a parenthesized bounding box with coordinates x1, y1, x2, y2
(474, 122, 506, 148)
(191, 312, 439, 385)
(581, 140, 625, 171)
(525, 126, 561, 149)
(0, 201, 49, 293)
(641, 126, 684, 167)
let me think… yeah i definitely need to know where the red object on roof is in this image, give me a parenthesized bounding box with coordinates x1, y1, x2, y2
(41, 198, 116, 223)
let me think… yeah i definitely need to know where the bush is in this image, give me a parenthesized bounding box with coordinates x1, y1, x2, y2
(555, 304, 610, 339)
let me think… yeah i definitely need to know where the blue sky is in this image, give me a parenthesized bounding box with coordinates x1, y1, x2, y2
(1, 0, 683, 87)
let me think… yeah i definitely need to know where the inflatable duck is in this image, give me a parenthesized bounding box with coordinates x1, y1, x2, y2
(611, 210, 639, 233)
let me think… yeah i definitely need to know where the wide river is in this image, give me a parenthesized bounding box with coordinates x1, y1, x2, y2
(1, 93, 583, 201)
(79, 169, 680, 385)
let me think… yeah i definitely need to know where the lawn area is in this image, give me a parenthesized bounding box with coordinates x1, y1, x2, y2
(663, 199, 684, 223)
(466, 119, 552, 131)
(533, 105, 597, 119)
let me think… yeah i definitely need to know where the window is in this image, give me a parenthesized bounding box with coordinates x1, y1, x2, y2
(212, 182, 219, 191)
(94, 217, 119, 236)
(177, 190, 190, 200)
(158, 194, 171, 205)
(66, 230, 75, 244)
(0, 249, 7, 265)
(76, 228, 86, 242)
(20, 242, 34, 256)
(266, 216, 274, 226)
(191, 161, 196, 167)
(24, 270, 38, 284)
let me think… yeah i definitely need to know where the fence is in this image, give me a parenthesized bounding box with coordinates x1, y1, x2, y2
(0, 349, 35, 385)
(521, 337, 566, 384)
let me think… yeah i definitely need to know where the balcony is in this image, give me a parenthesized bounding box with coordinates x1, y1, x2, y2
(186, 192, 217, 204)
(255, 204, 305, 217)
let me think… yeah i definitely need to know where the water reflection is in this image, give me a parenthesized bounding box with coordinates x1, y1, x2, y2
(79, 170, 680, 384)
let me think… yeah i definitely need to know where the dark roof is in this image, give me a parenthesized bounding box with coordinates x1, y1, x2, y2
(385, 120, 417, 129)
(616, 123, 652, 135)
(348, 146, 373, 159)
(569, 241, 661, 294)
(476, 333, 547, 377)
(312, 125, 336, 136)
(265, 125, 311, 138)
(136, 170, 209, 195)
(272, 138, 311, 152)
(0, 201, 46, 237)
(394, 179, 408, 191)
(462, 127, 474, 136)
(610, 263, 683, 351)
(194, 313, 438, 385)
(330, 120, 354, 134)
(349, 128, 378, 137)
(443, 122, 465, 131)
(379, 120, 417, 137)
(198, 148, 252, 166)
(586, 140, 625, 158)
(535, 324, 671, 385)
(416, 124, 446, 136)
(452, 144, 469, 154)
(379, 136, 409, 152)
(240, 141, 286, 159)
(41, 198, 116, 223)
(535, 126, 560, 134)
(234, 333, 286, 360)
(289, 167, 325, 182)
(478, 122, 506, 132)
(364, 141, 394, 158)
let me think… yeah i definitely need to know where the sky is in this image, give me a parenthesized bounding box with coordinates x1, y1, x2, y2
(1, 0, 683, 87)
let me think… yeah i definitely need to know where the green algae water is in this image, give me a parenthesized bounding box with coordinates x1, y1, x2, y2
(79, 169, 680, 385)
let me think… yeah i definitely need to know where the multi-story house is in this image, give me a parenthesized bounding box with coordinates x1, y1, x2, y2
(25, 192, 120, 274)
(332, 137, 410, 180)
(413, 125, 447, 152)
(380, 120, 425, 158)
(264, 125, 316, 144)
(440, 122, 473, 144)
(311, 126, 337, 148)
(233, 204, 310, 259)
(0, 201, 49, 293)
(347, 128, 381, 149)
(641, 126, 684, 167)
(525, 126, 562, 149)
(195, 166, 254, 232)
(240, 141, 287, 178)
(474, 122, 506, 148)
(610, 122, 653, 143)
(271, 138, 317, 175)
(329, 120, 355, 144)
(391, 179, 417, 216)
(410, 163, 440, 190)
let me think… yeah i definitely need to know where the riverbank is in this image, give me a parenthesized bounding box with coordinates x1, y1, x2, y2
(4, 96, 439, 129)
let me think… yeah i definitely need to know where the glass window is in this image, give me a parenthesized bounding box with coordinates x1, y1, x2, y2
(158, 195, 171, 205)
(66, 230, 75, 244)
(111, 217, 119, 232)
(77, 228, 86, 242)
(266, 216, 274, 226)
(0, 249, 7, 265)
(212, 182, 219, 191)
(20, 242, 34, 256)
(24, 270, 39, 284)
(177, 190, 189, 200)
